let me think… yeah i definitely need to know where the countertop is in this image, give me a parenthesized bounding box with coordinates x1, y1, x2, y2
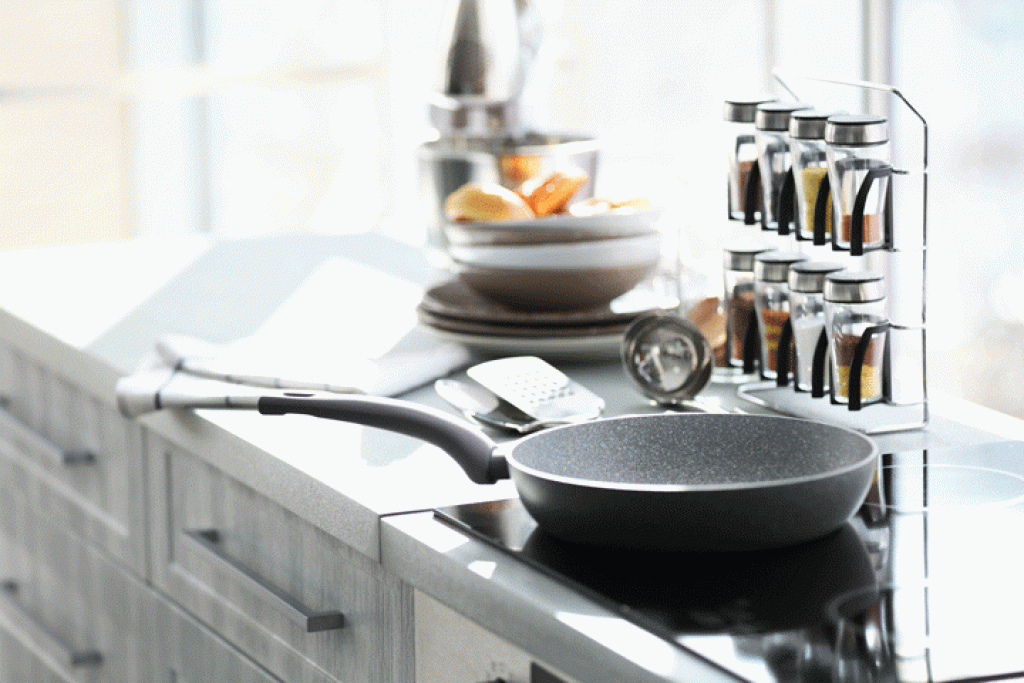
(1, 230, 1022, 682)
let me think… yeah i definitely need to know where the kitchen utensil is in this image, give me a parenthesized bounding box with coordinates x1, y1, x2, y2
(789, 109, 844, 240)
(788, 261, 846, 394)
(823, 114, 891, 252)
(824, 271, 889, 408)
(435, 378, 550, 433)
(754, 251, 808, 380)
(722, 243, 776, 375)
(754, 101, 812, 232)
(465, 355, 604, 424)
(116, 368, 878, 551)
(620, 313, 715, 410)
(724, 94, 776, 222)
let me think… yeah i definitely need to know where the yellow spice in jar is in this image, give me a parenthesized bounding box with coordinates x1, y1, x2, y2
(799, 167, 831, 235)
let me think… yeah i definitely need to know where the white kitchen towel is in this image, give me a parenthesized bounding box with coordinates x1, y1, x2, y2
(151, 333, 476, 397)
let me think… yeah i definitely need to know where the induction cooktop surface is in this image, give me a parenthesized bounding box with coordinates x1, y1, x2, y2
(435, 440, 1024, 682)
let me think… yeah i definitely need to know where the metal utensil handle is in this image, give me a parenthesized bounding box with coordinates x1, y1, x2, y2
(0, 581, 102, 667)
(257, 393, 507, 484)
(183, 530, 344, 633)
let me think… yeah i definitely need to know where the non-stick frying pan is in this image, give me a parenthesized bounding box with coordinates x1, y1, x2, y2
(117, 370, 878, 551)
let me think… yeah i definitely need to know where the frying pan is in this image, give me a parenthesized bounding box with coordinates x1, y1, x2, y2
(117, 369, 878, 551)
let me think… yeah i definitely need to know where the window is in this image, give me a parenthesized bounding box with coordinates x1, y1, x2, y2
(0, 0, 1020, 419)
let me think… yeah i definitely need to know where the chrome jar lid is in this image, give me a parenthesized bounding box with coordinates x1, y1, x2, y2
(754, 251, 808, 283)
(788, 261, 847, 293)
(755, 102, 812, 132)
(723, 244, 777, 272)
(723, 95, 777, 123)
(789, 109, 846, 140)
(824, 271, 887, 303)
(825, 114, 889, 146)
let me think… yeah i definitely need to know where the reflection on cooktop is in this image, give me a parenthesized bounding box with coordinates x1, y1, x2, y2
(434, 440, 1024, 683)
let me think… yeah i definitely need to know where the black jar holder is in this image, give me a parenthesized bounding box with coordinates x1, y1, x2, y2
(736, 72, 928, 435)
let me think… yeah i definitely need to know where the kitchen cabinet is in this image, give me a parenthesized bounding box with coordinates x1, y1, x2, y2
(148, 434, 413, 683)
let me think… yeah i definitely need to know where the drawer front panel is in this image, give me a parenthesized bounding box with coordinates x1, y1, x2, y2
(0, 345, 147, 576)
(0, 480, 159, 683)
(150, 436, 413, 683)
(156, 598, 285, 683)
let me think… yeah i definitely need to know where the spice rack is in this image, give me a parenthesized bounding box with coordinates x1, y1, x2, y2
(735, 72, 928, 434)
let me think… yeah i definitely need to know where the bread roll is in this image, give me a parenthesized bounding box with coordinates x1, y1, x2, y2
(444, 182, 535, 223)
(517, 167, 588, 216)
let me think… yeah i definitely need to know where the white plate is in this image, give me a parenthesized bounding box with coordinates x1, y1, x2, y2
(422, 326, 624, 359)
(453, 207, 664, 234)
(449, 231, 663, 270)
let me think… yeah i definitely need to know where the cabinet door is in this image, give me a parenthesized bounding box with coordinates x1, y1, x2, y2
(0, 478, 159, 683)
(149, 435, 414, 683)
(0, 345, 148, 576)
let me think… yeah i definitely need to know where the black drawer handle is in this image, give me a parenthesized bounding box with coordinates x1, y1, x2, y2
(0, 581, 102, 667)
(0, 403, 96, 466)
(184, 529, 345, 633)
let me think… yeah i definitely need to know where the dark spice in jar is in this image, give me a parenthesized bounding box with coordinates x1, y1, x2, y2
(728, 289, 756, 364)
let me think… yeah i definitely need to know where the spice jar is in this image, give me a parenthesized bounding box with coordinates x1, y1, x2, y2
(824, 271, 888, 406)
(723, 243, 777, 372)
(753, 251, 807, 379)
(789, 110, 843, 242)
(789, 261, 846, 393)
(824, 114, 891, 252)
(724, 95, 776, 222)
(754, 101, 812, 233)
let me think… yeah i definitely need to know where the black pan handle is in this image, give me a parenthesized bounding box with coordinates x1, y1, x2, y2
(257, 394, 508, 484)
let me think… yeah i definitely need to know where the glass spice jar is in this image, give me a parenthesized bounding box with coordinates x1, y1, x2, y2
(753, 251, 808, 379)
(723, 243, 777, 372)
(824, 271, 888, 405)
(789, 110, 843, 242)
(724, 95, 776, 222)
(754, 101, 812, 233)
(788, 261, 846, 392)
(824, 114, 891, 251)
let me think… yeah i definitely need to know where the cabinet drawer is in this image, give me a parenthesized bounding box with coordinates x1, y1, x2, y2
(0, 482, 159, 683)
(0, 346, 147, 576)
(156, 597, 285, 683)
(149, 435, 413, 683)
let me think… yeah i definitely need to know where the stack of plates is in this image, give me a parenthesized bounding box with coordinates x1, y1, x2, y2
(442, 208, 666, 311)
(417, 278, 677, 358)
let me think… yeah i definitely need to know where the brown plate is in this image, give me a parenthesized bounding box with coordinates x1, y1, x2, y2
(418, 278, 674, 328)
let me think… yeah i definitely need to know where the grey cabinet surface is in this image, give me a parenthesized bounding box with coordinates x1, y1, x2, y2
(0, 473, 160, 682)
(0, 344, 149, 577)
(149, 433, 414, 683)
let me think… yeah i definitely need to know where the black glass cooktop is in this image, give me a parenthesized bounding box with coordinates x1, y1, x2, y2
(435, 440, 1024, 682)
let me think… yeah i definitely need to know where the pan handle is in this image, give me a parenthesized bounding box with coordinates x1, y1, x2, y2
(257, 394, 508, 485)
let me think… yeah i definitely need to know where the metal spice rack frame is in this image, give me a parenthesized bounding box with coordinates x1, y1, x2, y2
(736, 71, 928, 434)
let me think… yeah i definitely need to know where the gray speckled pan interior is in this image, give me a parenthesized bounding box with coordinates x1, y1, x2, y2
(509, 414, 874, 486)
